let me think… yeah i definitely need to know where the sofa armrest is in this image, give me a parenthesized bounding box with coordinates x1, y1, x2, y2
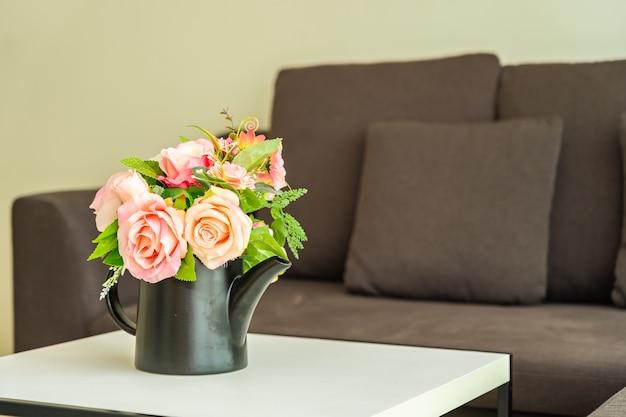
(12, 190, 122, 351)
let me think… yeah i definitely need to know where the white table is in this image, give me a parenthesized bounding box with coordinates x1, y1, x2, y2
(0, 332, 510, 417)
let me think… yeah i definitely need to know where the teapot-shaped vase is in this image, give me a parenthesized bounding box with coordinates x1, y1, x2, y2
(106, 256, 291, 375)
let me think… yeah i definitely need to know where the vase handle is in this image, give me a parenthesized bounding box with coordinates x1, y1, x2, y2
(104, 271, 137, 336)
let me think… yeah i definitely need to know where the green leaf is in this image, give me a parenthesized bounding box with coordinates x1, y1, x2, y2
(250, 226, 285, 255)
(242, 238, 284, 272)
(191, 167, 234, 191)
(151, 184, 166, 196)
(254, 182, 282, 195)
(271, 188, 307, 209)
(88, 221, 119, 261)
(232, 138, 281, 171)
(179, 135, 191, 143)
(187, 125, 221, 153)
(121, 158, 163, 180)
(88, 236, 118, 261)
(173, 197, 187, 210)
(239, 188, 267, 213)
(175, 245, 197, 282)
(103, 248, 123, 267)
(92, 220, 118, 243)
(271, 219, 286, 247)
(282, 212, 307, 259)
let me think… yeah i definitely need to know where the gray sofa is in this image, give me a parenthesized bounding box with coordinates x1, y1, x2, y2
(12, 53, 626, 417)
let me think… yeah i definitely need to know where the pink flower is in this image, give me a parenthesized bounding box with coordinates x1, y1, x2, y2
(184, 187, 252, 269)
(90, 170, 150, 232)
(158, 139, 216, 188)
(257, 145, 287, 190)
(208, 162, 256, 190)
(253, 220, 267, 229)
(218, 137, 238, 156)
(117, 193, 187, 283)
(238, 130, 266, 149)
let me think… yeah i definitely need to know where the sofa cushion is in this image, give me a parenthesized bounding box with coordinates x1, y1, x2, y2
(588, 387, 626, 417)
(250, 278, 626, 416)
(344, 118, 562, 304)
(269, 54, 501, 280)
(612, 114, 626, 307)
(497, 59, 626, 302)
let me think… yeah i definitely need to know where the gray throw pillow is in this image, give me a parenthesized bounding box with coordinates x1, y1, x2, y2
(344, 117, 563, 304)
(612, 114, 626, 307)
(269, 54, 501, 280)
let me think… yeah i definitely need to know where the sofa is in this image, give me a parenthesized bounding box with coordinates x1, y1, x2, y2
(12, 53, 626, 417)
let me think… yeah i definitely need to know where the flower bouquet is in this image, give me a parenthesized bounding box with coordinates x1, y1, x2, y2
(88, 110, 307, 298)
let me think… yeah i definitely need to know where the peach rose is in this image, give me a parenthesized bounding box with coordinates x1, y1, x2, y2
(90, 170, 150, 232)
(184, 187, 252, 269)
(159, 139, 215, 188)
(117, 193, 187, 283)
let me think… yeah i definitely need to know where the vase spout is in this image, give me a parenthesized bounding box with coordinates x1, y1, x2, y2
(228, 256, 291, 345)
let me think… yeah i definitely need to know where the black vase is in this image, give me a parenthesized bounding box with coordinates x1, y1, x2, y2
(105, 256, 291, 375)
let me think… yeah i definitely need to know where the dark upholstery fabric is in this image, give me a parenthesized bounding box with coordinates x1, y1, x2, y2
(612, 114, 626, 307)
(250, 279, 626, 417)
(270, 54, 501, 280)
(588, 388, 626, 417)
(12, 190, 139, 352)
(497, 60, 626, 302)
(344, 118, 562, 304)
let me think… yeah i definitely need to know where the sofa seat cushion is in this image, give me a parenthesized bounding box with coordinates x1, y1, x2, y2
(588, 387, 626, 417)
(344, 117, 562, 304)
(497, 59, 626, 303)
(270, 53, 501, 281)
(250, 278, 626, 417)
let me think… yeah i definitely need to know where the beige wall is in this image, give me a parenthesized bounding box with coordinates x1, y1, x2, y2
(1, 0, 626, 356)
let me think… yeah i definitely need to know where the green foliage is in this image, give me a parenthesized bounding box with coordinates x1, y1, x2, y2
(88, 221, 119, 261)
(121, 158, 163, 181)
(242, 225, 286, 272)
(267, 188, 308, 259)
(272, 188, 308, 208)
(154, 185, 205, 211)
(175, 245, 197, 282)
(232, 139, 282, 171)
(270, 218, 286, 247)
(103, 248, 123, 268)
(187, 124, 221, 154)
(191, 167, 233, 191)
(239, 188, 308, 269)
(239, 188, 266, 213)
(99, 266, 124, 300)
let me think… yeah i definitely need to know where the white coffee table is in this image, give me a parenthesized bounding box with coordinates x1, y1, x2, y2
(0, 331, 510, 417)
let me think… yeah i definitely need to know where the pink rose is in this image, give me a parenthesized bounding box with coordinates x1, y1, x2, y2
(184, 187, 252, 269)
(158, 139, 215, 188)
(90, 170, 150, 232)
(117, 193, 187, 283)
(257, 145, 287, 190)
(208, 162, 256, 190)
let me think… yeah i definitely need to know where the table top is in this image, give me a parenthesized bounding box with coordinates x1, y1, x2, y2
(0, 331, 510, 417)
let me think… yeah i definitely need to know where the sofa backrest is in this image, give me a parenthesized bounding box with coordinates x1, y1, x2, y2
(270, 53, 502, 280)
(497, 60, 626, 303)
(271, 54, 500, 280)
